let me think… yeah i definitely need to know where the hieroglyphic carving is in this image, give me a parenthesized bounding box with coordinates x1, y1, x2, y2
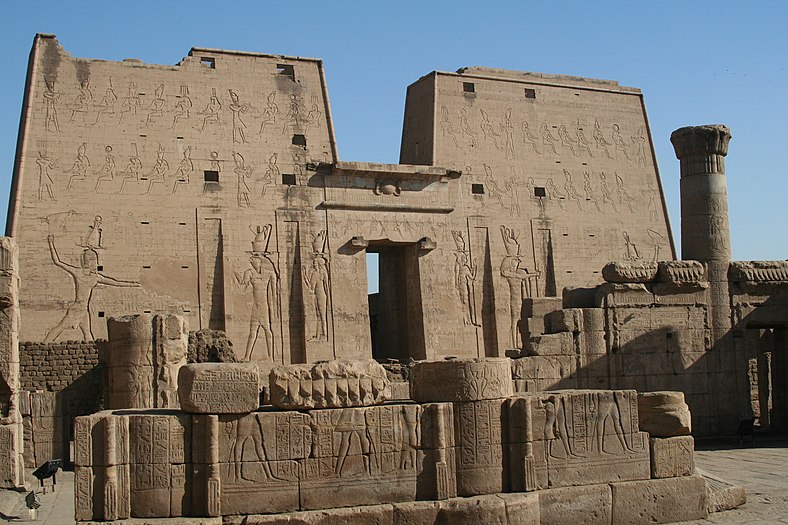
(70, 78, 93, 124)
(500, 226, 540, 348)
(521, 121, 540, 154)
(460, 108, 477, 147)
(611, 124, 631, 160)
(482, 164, 510, 209)
(94, 145, 115, 191)
(455, 399, 504, 496)
(632, 127, 647, 166)
(145, 84, 166, 127)
(145, 145, 169, 194)
(66, 143, 91, 190)
(545, 178, 566, 210)
(303, 97, 323, 134)
(119, 81, 141, 124)
(303, 230, 330, 342)
(44, 231, 139, 342)
(599, 171, 618, 212)
(440, 106, 460, 148)
(233, 152, 253, 208)
(583, 171, 601, 211)
(171, 146, 193, 194)
(501, 108, 515, 159)
(593, 119, 613, 158)
(228, 89, 250, 144)
(94, 81, 118, 124)
(479, 109, 501, 150)
(178, 363, 260, 413)
(36, 150, 56, 201)
(235, 224, 279, 361)
(282, 94, 302, 134)
(153, 314, 188, 409)
(615, 172, 635, 212)
(43, 78, 61, 132)
(558, 125, 577, 156)
(201, 88, 222, 130)
(170, 85, 192, 129)
(452, 231, 479, 327)
(540, 123, 559, 155)
(562, 169, 584, 211)
(576, 123, 594, 157)
(261, 153, 278, 197)
(118, 143, 143, 193)
(410, 358, 513, 402)
(258, 91, 278, 134)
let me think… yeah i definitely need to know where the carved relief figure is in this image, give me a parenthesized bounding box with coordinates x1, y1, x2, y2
(611, 124, 630, 160)
(44, 233, 139, 342)
(145, 145, 169, 194)
(479, 109, 501, 149)
(500, 226, 540, 348)
(631, 127, 647, 166)
(66, 143, 91, 190)
(643, 180, 659, 221)
(599, 171, 618, 212)
(94, 83, 118, 124)
(303, 97, 322, 135)
(43, 79, 61, 132)
(576, 124, 593, 157)
(145, 84, 166, 127)
(583, 171, 601, 211)
(258, 92, 278, 134)
(261, 153, 279, 198)
(501, 108, 515, 159)
(440, 106, 460, 148)
(615, 172, 635, 213)
(228, 89, 249, 143)
(558, 125, 578, 156)
(593, 392, 636, 454)
(483, 164, 510, 208)
(235, 226, 279, 361)
(459, 108, 477, 147)
(227, 416, 281, 482)
(282, 94, 302, 133)
(304, 230, 330, 342)
(119, 81, 141, 124)
(521, 121, 540, 154)
(69, 78, 93, 124)
(540, 123, 559, 155)
(172, 146, 194, 194)
(335, 409, 372, 477)
(233, 152, 253, 208)
(647, 228, 665, 262)
(171, 85, 192, 128)
(201, 88, 222, 130)
(593, 120, 613, 159)
(36, 150, 56, 201)
(118, 144, 143, 194)
(546, 178, 566, 211)
(94, 145, 116, 191)
(544, 395, 581, 459)
(622, 231, 640, 261)
(563, 169, 584, 211)
(452, 231, 479, 327)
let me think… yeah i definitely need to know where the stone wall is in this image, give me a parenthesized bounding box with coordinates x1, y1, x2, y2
(20, 341, 102, 392)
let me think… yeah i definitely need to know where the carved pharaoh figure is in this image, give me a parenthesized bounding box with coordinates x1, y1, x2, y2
(304, 230, 330, 343)
(235, 250, 279, 362)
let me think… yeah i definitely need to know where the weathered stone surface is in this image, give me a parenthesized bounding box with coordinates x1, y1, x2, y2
(392, 500, 440, 525)
(602, 261, 658, 283)
(410, 358, 512, 402)
(188, 329, 238, 364)
(610, 475, 708, 524)
(699, 467, 747, 513)
(729, 260, 788, 283)
(525, 332, 573, 356)
(650, 435, 694, 478)
(153, 314, 188, 409)
(538, 484, 611, 525)
(104, 315, 154, 409)
(269, 359, 390, 409)
(437, 494, 507, 524)
(637, 391, 692, 437)
(497, 492, 539, 525)
(595, 282, 654, 308)
(178, 363, 260, 413)
(521, 297, 563, 321)
(657, 260, 706, 285)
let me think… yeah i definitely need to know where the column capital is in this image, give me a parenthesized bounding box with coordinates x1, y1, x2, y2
(671, 125, 731, 177)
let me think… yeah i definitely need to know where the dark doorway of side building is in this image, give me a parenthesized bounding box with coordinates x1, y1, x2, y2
(366, 242, 426, 363)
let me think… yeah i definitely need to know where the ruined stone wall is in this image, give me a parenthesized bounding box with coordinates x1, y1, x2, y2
(20, 340, 102, 392)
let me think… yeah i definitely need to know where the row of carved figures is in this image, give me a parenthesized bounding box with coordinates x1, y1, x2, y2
(441, 105, 648, 166)
(34, 143, 306, 200)
(42, 78, 323, 142)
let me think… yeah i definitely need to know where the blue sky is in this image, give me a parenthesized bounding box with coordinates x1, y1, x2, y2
(2, 1, 786, 264)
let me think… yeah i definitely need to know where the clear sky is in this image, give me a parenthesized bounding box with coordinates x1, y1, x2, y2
(2, 1, 786, 265)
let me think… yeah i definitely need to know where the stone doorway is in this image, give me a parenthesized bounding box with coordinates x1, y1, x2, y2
(367, 242, 426, 363)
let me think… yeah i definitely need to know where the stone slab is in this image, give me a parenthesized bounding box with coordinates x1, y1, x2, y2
(610, 474, 708, 524)
(538, 483, 611, 525)
(178, 363, 260, 414)
(650, 435, 694, 478)
(410, 358, 512, 402)
(637, 391, 692, 437)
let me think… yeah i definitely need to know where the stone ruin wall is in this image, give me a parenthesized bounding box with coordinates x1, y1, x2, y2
(9, 35, 676, 366)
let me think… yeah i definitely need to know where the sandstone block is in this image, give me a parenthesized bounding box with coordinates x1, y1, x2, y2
(650, 436, 694, 478)
(496, 492, 539, 525)
(638, 391, 692, 437)
(178, 363, 260, 414)
(525, 332, 573, 356)
(392, 500, 439, 525)
(610, 475, 708, 523)
(269, 359, 390, 409)
(437, 494, 507, 525)
(544, 308, 581, 333)
(602, 261, 658, 283)
(521, 297, 563, 320)
(410, 358, 512, 402)
(538, 483, 611, 525)
(595, 283, 654, 308)
(657, 260, 706, 285)
(700, 468, 747, 513)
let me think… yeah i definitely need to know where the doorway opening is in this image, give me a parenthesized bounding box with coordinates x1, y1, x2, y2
(366, 243, 425, 362)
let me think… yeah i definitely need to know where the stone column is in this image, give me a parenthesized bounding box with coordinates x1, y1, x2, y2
(0, 238, 23, 487)
(670, 125, 732, 346)
(152, 314, 188, 409)
(104, 315, 154, 409)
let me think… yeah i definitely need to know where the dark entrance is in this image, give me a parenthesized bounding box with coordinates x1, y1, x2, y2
(367, 242, 425, 362)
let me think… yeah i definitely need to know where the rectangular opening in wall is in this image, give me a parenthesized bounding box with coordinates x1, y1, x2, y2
(524, 88, 536, 99)
(534, 187, 546, 197)
(471, 183, 485, 194)
(98, 311, 105, 318)
(463, 82, 475, 93)
(96, 265, 103, 271)
(201, 57, 215, 69)
(292, 134, 307, 148)
(277, 64, 295, 81)
(282, 173, 296, 185)
(142, 265, 151, 269)
(140, 221, 149, 225)
(181, 266, 189, 269)
(204, 170, 219, 183)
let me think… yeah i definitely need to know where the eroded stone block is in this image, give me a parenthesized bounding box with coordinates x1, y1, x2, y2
(538, 483, 611, 525)
(269, 360, 390, 409)
(650, 435, 694, 478)
(178, 363, 260, 414)
(602, 261, 658, 283)
(410, 358, 512, 402)
(610, 475, 708, 523)
(638, 391, 692, 437)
